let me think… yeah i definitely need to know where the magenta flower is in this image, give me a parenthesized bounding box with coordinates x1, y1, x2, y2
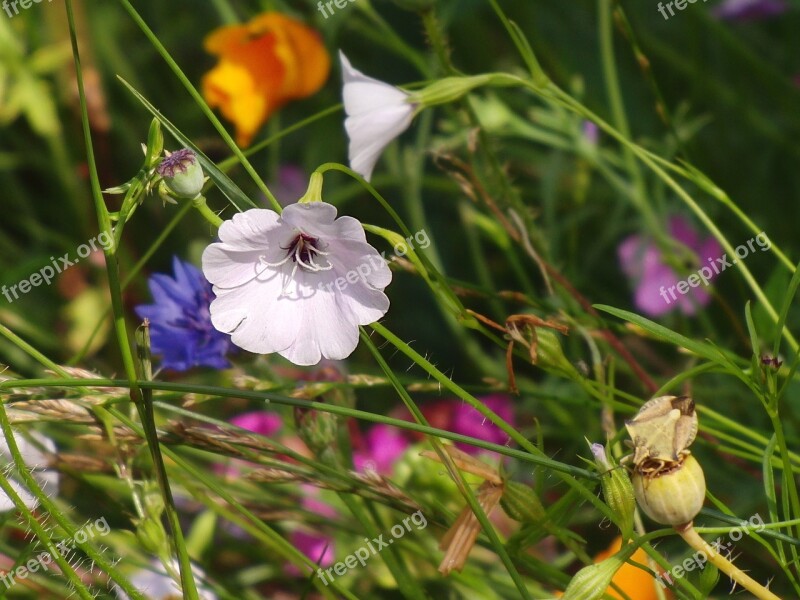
(618, 215, 723, 317)
(287, 486, 337, 575)
(353, 424, 409, 475)
(229, 411, 282, 436)
(290, 530, 335, 570)
(217, 411, 283, 481)
(712, 0, 788, 20)
(450, 394, 515, 455)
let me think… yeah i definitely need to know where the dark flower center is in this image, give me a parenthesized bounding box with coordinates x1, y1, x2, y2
(259, 231, 333, 287)
(157, 148, 196, 178)
(283, 233, 328, 269)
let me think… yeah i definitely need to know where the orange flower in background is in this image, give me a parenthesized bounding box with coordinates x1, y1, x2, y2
(592, 536, 671, 600)
(202, 13, 330, 147)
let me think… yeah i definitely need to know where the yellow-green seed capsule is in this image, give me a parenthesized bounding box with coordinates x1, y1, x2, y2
(632, 454, 706, 526)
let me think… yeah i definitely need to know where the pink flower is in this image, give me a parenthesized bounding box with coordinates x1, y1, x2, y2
(353, 424, 409, 475)
(217, 411, 283, 480)
(393, 395, 516, 456)
(449, 394, 515, 455)
(712, 0, 788, 21)
(290, 530, 335, 570)
(229, 411, 282, 436)
(617, 216, 722, 317)
(287, 485, 337, 575)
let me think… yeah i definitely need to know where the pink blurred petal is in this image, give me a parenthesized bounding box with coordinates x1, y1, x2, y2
(230, 411, 282, 436)
(353, 424, 409, 474)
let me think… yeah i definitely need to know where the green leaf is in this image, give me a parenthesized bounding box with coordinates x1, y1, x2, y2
(593, 305, 723, 363)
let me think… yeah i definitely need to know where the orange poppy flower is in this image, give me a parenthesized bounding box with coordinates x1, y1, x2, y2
(592, 536, 672, 600)
(202, 13, 330, 147)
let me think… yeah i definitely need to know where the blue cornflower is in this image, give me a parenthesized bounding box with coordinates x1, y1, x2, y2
(135, 257, 231, 371)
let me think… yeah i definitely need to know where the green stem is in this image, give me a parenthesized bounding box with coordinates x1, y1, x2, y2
(0, 465, 94, 599)
(192, 195, 224, 228)
(65, 2, 198, 596)
(769, 412, 800, 541)
(0, 377, 597, 479)
(598, 0, 660, 237)
(677, 523, 781, 600)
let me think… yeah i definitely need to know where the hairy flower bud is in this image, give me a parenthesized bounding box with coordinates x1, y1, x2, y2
(294, 406, 339, 465)
(632, 454, 706, 526)
(591, 443, 635, 540)
(157, 148, 205, 200)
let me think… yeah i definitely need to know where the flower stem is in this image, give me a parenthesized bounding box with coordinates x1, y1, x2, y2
(66, 2, 199, 596)
(192, 195, 224, 228)
(676, 523, 781, 600)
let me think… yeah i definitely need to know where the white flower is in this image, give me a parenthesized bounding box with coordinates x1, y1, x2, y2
(341, 52, 416, 181)
(202, 202, 392, 366)
(0, 430, 58, 512)
(115, 559, 216, 600)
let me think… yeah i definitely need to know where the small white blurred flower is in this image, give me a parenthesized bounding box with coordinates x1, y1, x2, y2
(202, 202, 391, 366)
(115, 559, 216, 600)
(341, 52, 416, 181)
(0, 430, 58, 512)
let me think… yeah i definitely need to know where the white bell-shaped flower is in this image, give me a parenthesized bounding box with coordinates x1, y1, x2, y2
(202, 202, 392, 366)
(341, 52, 416, 181)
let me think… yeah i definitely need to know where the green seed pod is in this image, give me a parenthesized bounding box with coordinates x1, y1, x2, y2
(500, 480, 546, 523)
(294, 406, 340, 466)
(157, 148, 205, 200)
(632, 454, 706, 526)
(591, 443, 635, 541)
(561, 542, 637, 600)
(534, 328, 580, 377)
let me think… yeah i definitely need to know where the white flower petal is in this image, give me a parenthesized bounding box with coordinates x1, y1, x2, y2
(343, 80, 410, 116)
(346, 105, 415, 181)
(280, 202, 339, 236)
(0, 481, 37, 512)
(115, 559, 217, 600)
(209, 271, 298, 354)
(217, 209, 282, 250)
(202, 244, 264, 289)
(340, 52, 415, 181)
(280, 276, 360, 365)
(0, 430, 58, 511)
